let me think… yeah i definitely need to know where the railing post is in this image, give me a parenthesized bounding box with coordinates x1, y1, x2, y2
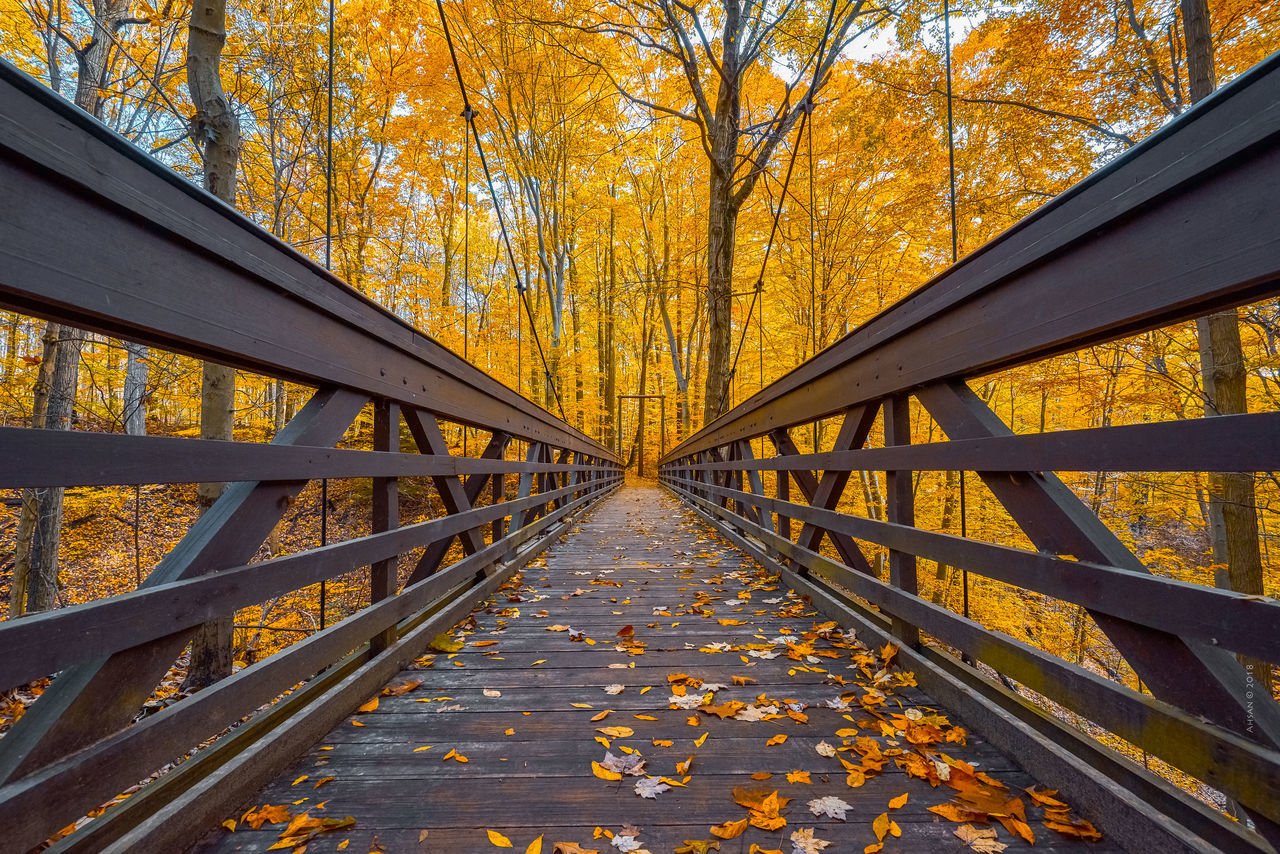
(776, 465, 790, 541)
(370, 397, 400, 653)
(884, 394, 919, 648)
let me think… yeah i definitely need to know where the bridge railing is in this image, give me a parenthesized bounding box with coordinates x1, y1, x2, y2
(660, 51, 1280, 854)
(0, 57, 621, 852)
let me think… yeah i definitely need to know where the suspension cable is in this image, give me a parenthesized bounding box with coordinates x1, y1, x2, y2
(320, 0, 335, 630)
(713, 0, 840, 420)
(433, 0, 569, 423)
(942, 0, 970, 627)
(713, 106, 810, 419)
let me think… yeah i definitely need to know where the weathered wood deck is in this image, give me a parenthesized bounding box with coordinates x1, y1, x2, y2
(193, 486, 1120, 854)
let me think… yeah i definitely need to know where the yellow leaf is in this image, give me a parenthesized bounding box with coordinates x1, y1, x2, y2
(488, 829, 514, 847)
(873, 812, 890, 841)
(709, 818, 748, 839)
(785, 770, 811, 784)
(413, 745, 433, 752)
(591, 710, 612, 721)
(766, 734, 787, 746)
(639, 686, 652, 694)
(694, 732, 709, 747)
(351, 720, 365, 727)
(531, 660, 547, 666)
(291, 775, 309, 786)
(634, 714, 657, 720)
(592, 761, 622, 781)
(221, 819, 236, 832)
(429, 634, 464, 653)
(505, 728, 516, 736)
(526, 835, 544, 854)
(443, 749, 456, 761)
(419, 830, 430, 843)
(597, 726, 634, 738)
(571, 703, 594, 709)
(652, 739, 674, 747)
(314, 776, 335, 789)
(888, 792, 908, 810)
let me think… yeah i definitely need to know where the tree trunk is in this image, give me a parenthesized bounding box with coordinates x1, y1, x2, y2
(123, 341, 148, 435)
(703, 160, 737, 426)
(28, 325, 84, 613)
(1182, 0, 1271, 695)
(184, 0, 242, 691)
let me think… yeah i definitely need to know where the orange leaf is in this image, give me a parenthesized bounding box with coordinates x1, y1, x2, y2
(709, 818, 748, 840)
(488, 829, 514, 847)
(888, 792, 908, 810)
(356, 698, 378, 714)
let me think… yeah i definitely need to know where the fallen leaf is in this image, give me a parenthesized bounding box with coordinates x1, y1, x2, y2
(526, 835, 544, 854)
(709, 818, 748, 840)
(597, 726, 634, 738)
(505, 728, 516, 736)
(814, 742, 836, 758)
(592, 761, 623, 781)
(766, 734, 787, 747)
(789, 828, 831, 854)
(484, 689, 502, 698)
(552, 844, 600, 854)
(419, 830, 429, 843)
(314, 776, 334, 789)
(634, 714, 657, 720)
(808, 795, 850, 820)
(954, 825, 1007, 853)
(601, 751, 646, 776)
(750, 772, 773, 780)
(429, 634, 464, 653)
(674, 842, 720, 854)
(888, 792, 908, 809)
(591, 710, 612, 721)
(635, 777, 671, 799)
(786, 770, 811, 784)
(1043, 815, 1102, 841)
(873, 812, 890, 841)
(604, 685, 625, 695)
(488, 829, 514, 847)
(221, 820, 236, 832)
(694, 732, 709, 747)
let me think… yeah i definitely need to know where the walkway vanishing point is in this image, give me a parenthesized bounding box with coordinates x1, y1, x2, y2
(192, 486, 1122, 854)
(2, 42, 1280, 854)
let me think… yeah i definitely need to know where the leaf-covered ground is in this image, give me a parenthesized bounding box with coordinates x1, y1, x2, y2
(196, 486, 1117, 854)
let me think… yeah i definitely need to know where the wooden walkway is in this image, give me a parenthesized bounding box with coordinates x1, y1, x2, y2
(194, 486, 1120, 854)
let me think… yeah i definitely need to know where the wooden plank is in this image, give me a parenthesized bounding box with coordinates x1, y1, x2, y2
(692, 411, 1280, 475)
(0, 426, 608, 488)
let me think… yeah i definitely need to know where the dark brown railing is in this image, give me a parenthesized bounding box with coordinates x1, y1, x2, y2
(660, 50, 1280, 854)
(0, 57, 620, 852)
